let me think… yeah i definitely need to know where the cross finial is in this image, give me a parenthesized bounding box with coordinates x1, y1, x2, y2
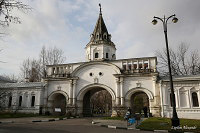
(99, 3, 102, 14)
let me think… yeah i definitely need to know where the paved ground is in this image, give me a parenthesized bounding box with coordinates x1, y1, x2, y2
(92, 118, 139, 129)
(0, 117, 153, 133)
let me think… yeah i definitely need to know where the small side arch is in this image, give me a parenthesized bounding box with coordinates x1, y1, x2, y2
(125, 87, 154, 100)
(48, 90, 69, 101)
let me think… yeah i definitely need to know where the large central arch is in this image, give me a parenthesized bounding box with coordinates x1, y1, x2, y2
(76, 84, 116, 117)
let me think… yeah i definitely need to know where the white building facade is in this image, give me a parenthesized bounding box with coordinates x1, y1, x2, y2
(0, 9, 200, 119)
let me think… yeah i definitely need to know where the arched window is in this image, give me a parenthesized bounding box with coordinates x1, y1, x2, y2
(95, 53, 99, 58)
(8, 96, 12, 107)
(31, 96, 35, 107)
(192, 92, 199, 107)
(112, 54, 116, 59)
(106, 53, 109, 58)
(19, 96, 22, 107)
(104, 35, 107, 39)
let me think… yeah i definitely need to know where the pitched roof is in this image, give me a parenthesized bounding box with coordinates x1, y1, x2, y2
(0, 76, 15, 83)
(89, 11, 112, 43)
(160, 74, 200, 81)
(92, 13, 108, 38)
(0, 82, 45, 89)
(86, 10, 115, 48)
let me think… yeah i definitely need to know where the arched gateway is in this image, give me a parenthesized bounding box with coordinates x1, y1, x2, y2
(76, 84, 115, 117)
(42, 5, 159, 118)
(124, 88, 153, 117)
(48, 91, 69, 115)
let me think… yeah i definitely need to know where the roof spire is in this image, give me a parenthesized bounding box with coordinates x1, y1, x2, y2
(99, 3, 102, 15)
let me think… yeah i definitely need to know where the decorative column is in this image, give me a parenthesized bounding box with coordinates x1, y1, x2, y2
(175, 90, 178, 108)
(115, 78, 120, 106)
(188, 89, 192, 108)
(12, 90, 18, 110)
(126, 61, 128, 70)
(177, 89, 180, 108)
(148, 59, 150, 69)
(142, 60, 144, 69)
(152, 76, 157, 96)
(69, 80, 73, 105)
(120, 77, 124, 106)
(198, 88, 200, 107)
(72, 80, 77, 106)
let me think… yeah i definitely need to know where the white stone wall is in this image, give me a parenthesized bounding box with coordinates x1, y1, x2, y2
(0, 87, 43, 114)
(74, 63, 119, 97)
(47, 81, 70, 99)
(161, 80, 200, 119)
(85, 44, 116, 61)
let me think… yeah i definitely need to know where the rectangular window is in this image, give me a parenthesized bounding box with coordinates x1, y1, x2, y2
(31, 96, 35, 107)
(53, 68, 55, 74)
(144, 61, 148, 69)
(123, 63, 126, 70)
(106, 53, 109, 58)
(128, 62, 132, 70)
(8, 96, 12, 107)
(95, 53, 99, 58)
(133, 62, 137, 69)
(19, 96, 22, 107)
(192, 92, 199, 107)
(139, 63, 143, 69)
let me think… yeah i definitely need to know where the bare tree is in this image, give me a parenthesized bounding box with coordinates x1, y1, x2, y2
(0, 0, 30, 27)
(20, 46, 66, 81)
(90, 90, 112, 115)
(20, 58, 41, 82)
(156, 43, 200, 76)
(1, 73, 18, 82)
(39, 46, 66, 78)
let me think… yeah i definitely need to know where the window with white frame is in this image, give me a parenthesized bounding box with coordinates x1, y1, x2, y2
(31, 96, 35, 107)
(8, 96, 12, 107)
(19, 96, 22, 107)
(95, 53, 99, 58)
(191, 92, 199, 107)
(122, 62, 126, 70)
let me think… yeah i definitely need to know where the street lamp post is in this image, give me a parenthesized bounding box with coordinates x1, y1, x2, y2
(152, 14, 180, 127)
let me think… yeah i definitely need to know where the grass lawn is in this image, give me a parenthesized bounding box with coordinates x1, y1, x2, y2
(137, 117, 200, 132)
(0, 112, 40, 119)
(0, 112, 68, 119)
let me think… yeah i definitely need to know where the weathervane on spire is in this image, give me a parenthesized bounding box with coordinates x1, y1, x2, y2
(99, 3, 102, 14)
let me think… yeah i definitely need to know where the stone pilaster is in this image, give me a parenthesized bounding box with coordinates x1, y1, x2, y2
(120, 77, 124, 106)
(72, 79, 77, 106)
(69, 80, 73, 105)
(115, 78, 120, 106)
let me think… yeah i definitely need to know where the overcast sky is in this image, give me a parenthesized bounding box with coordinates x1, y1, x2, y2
(0, 0, 200, 76)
